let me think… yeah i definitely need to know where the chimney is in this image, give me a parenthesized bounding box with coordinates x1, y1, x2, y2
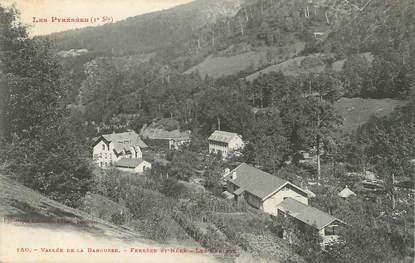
(231, 171, 237, 180)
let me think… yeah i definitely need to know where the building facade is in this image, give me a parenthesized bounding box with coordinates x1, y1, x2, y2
(92, 131, 148, 169)
(222, 163, 344, 246)
(208, 130, 244, 158)
(277, 198, 346, 248)
(223, 163, 309, 215)
(113, 158, 152, 174)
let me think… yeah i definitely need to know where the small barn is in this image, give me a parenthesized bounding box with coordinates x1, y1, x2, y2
(114, 158, 152, 174)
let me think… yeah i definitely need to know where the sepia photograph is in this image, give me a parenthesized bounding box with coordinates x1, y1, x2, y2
(0, 0, 414, 262)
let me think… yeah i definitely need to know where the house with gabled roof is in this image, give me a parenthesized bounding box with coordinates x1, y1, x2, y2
(92, 131, 150, 172)
(208, 130, 244, 158)
(140, 125, 191, 150)
(277, 198, 346, 247)
(222, 163, 345, 247)
(222, 163, 309, 215)
(114, 158, 152, 174)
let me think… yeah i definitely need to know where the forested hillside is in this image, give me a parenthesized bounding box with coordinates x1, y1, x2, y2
(2, 1, 414, 262)
(46, 0, 241, 56)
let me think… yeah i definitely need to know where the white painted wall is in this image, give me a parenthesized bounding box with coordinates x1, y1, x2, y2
(93, 139, 143, 168)
(93, 140, 114, 168)
(134, 160, 152, 174)
(209, 135, 244, 158)
(115, 160, 152, 174)
(228, 136, 244, 151)
(263, 185, 308, 215)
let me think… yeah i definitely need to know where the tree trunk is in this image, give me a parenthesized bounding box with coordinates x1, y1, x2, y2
(325, 11, 330, 24)
(317, 94, 322, 181)
(239, 17, 244, 36)
(244, 8, 249, 21)
(391, 173, 396, 210)
(317, 135, 321, 181)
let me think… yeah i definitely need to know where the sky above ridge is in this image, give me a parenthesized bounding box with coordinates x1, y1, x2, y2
(1, 0, 192, 36)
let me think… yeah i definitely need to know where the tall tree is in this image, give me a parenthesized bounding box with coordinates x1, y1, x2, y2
(0, 5, 92, 207)
(280, 73, 342, 179)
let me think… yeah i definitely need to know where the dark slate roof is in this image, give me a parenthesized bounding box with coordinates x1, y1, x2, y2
(141, 128, 191, 141)
(114, 158, 145, 168)
(93, 131, 148, 153)
(224, 163, 294, 200)
(277, 198, 344, 230)
(208, 130, 241, 143)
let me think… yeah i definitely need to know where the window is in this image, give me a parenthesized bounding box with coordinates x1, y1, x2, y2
(104, 153, 107, 159)
(325, 226, 337, 236)
(100, 162, 103, 167)
(102, 144, 105, 151)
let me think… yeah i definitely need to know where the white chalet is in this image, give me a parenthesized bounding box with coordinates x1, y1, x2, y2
(223, 163, 309, 215)
(92, 131, 148, 171)
(208, 131, 244, 158)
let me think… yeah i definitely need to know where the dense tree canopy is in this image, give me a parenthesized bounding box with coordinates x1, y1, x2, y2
(0, 5, 92, 207)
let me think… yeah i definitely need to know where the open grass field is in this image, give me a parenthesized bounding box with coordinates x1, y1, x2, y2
(185, 42, 305, 79)
(184, 50, 267, 78)
(245, 53, 330, 81)
(334, 97, 407, 134)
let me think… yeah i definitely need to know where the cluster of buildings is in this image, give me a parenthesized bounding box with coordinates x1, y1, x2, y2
(92, 129, 346, 247)
(92, 131, 152, 174)
(222, 163, 346, 247)
(92, 129, 244, 174)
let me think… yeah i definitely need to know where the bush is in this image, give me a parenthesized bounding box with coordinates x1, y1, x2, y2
(111, 212, 126, 225)
(161, 178, 189, 198)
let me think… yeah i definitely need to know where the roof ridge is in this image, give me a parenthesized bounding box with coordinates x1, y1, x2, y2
(280, 197, 344, 229)
(284, 197, 337, 220)
(237, 163, 287, 181)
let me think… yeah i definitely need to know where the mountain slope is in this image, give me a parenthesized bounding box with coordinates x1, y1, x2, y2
(46, 0, 241, 56)
(0, 174, 220, 263)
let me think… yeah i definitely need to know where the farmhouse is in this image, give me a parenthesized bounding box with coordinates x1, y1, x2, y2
(223, 163, 345, 246)
(222, 163, 309, 215)
(208, 130, 244, 158)
(92, 131, 149, 172)
(277, 198, 346, 247)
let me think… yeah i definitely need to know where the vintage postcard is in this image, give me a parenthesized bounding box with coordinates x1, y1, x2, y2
(0, 0, 414, 262)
